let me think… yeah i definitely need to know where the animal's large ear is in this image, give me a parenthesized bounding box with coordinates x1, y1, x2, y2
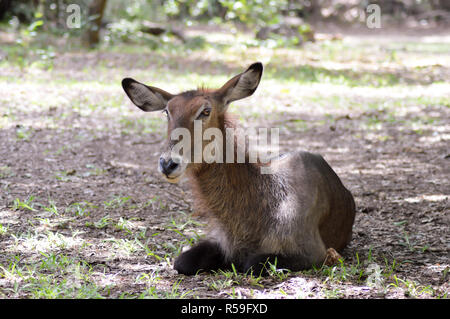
(122, 78, 174, 112)
(214, 62, 263, 111)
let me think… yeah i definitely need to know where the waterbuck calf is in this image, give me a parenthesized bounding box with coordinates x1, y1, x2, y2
(121, 62, 356, 275)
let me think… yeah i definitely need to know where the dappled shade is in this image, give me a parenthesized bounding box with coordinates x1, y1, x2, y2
(0, 0, 449, 299)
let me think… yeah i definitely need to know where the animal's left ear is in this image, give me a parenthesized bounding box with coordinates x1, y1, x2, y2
(214, 62, 263, 112)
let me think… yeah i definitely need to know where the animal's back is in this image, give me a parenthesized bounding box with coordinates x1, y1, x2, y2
(273, 151, 356, 252)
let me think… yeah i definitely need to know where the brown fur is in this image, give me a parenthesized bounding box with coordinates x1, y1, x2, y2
(121, 62, 356, 274)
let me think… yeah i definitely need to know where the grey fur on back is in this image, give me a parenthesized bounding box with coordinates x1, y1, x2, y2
(190, 149, 356, 269)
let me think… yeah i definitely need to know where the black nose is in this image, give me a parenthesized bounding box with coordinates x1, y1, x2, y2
(159, 157, 179, 176)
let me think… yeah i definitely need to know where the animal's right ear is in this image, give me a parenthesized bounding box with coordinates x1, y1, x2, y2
(122, 78, 174, 112)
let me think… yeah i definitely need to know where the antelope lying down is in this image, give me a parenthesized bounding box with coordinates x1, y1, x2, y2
(122, 62, 356, 275)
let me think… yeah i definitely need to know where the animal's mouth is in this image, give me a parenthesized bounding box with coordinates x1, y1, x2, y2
(164, 174, 182, 183)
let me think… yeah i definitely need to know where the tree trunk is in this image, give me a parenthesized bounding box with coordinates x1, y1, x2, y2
(85, 0, 107, 47)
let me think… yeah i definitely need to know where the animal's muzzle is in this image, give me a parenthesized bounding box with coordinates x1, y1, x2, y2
(159, 157, 180, 177)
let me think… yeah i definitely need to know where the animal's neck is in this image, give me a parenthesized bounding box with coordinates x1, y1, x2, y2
(188, 113, 273, 217)
(189, 161, 263, 217)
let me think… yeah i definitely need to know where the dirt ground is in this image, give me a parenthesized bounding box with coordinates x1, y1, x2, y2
(0, 26, 449, 299)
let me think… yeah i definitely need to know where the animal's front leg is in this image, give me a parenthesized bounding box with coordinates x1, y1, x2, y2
(174, 240, 229, 275)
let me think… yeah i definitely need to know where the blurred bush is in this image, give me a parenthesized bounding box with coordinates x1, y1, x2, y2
(0, 0, 448, 50)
